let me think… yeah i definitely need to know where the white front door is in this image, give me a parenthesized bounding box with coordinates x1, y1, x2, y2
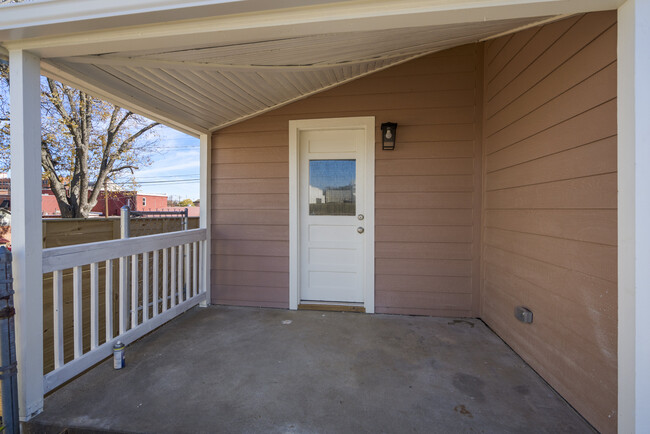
(297, 123, 370, 304)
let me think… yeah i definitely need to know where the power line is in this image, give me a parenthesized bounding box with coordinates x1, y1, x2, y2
(136, 179, 199, 185)
(134, 173, 199, 179)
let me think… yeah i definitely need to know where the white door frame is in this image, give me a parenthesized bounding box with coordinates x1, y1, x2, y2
(289, 117, 375, 313)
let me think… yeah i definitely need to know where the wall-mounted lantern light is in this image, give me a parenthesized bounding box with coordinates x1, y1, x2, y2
(381, 122, 398, 150)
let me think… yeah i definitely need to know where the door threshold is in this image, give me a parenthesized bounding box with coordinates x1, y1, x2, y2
(298, 302, 365, 313)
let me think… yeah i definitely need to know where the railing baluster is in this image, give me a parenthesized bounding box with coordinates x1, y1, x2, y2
(163, 248, 169, 312)
(153, 250, 159, 317)
(193, 241, 198, 297)
(143, 251, 149, 322)
(53, 270, 64, 369)
(131, 254, 139, 328)
(171, 247, 176, 307)
(119, 256, 128, 335)
(200, 241, 205, 294)
(105, 259, 113, 341)
(90, 262, 99, 350)
(185, 243, 191, 300)
(73, 266, 83, 359)
(177, 245, 183, 302)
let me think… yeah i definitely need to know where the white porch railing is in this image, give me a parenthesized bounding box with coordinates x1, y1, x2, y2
(41, 228, 207, 393)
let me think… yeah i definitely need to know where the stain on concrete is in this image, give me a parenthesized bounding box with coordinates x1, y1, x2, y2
(448, 319, 475, 328)
(514, 385, 530, 396)
(454, 404, 473, 418)
(453, 373, 485, 401)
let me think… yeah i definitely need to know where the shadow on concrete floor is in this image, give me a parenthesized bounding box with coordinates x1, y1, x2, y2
(26, 305, 595, 433)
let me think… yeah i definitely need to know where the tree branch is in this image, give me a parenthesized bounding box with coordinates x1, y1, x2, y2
(116, 121, 159, 154)
(109, 165, 139, 174)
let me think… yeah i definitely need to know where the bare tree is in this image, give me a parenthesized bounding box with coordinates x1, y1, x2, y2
(0, 62, 161, 218)
(0, 62, 10, 171)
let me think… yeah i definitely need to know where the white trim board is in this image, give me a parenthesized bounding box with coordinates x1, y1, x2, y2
(618, 1, 650, 432)
(289, 117, 375, 313)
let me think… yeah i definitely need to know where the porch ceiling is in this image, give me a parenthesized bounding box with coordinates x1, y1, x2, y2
(42, 17, 548, 134)
(0, 0, 624, 135)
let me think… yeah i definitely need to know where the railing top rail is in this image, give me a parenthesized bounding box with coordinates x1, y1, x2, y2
(130, 210, 188, 217)
(42, 228, 206, 273)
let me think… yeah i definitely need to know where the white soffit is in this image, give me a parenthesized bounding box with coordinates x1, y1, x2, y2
(39, 16, 549, 133)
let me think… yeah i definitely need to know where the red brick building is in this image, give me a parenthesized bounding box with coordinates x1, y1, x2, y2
(41, 191, 169, 217)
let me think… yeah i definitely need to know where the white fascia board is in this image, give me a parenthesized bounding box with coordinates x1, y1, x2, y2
(3, 0, 624, 58)
(0, 0, 241, 31)
(0, 0, 341, 39)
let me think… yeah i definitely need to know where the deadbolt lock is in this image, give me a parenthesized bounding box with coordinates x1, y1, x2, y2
(358, 214, 364, 220)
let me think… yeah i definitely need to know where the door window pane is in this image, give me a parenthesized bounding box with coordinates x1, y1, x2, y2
(309, 160, 356, 216)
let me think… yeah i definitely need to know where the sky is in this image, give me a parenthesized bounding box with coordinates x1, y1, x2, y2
(134, 126, 200, 201)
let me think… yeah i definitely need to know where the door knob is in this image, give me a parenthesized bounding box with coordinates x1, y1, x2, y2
(357, 227, 364, 234)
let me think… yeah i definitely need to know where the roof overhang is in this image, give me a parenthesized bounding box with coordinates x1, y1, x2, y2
(0, 0, 624, 136)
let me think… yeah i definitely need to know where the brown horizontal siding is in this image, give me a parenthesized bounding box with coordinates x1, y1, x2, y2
(485, 173, 617, 209)
(375, 141, 474, 159)
(481, 11, 617, 433)
(213, 225, 288, 241)
(486, 99, 616, 172)
(483, 245, 616, 315)
(486, 13, 615, 114)
(484, 209, 617, 246)
(376, 158, 474, 176)
(375, 175, 473, 192)
(222, 106, 476, 134)
(376, 209, 473, 226)
(484, 227, 616, 283)
(486, 62, 616, 153)
(212, 210, 288, 226)
(376, 242, 472, 260)
(214, 255, 289, 272)
(374, 226, 472, 243)
(376, 292, 473, 315)
(375, 258, 472, 277)
(212, 240, 288, 257)
(376, 192, 473, 209)
(212, 43, 483, 315)
(213, 162, 288, 179)
(212, 193, 289, 210)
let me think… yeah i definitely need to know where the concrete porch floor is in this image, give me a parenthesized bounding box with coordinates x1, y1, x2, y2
(27, 306, 595, 433)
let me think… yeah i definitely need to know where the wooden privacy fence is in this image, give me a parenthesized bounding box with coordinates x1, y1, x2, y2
(42, 217, 199, 248)
(41, 216, 200, 378)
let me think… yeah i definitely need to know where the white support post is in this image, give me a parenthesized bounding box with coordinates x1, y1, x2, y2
(9, 49, 44, 421)
(618, 2, 650, 432)
(199, 133, 211, 306)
